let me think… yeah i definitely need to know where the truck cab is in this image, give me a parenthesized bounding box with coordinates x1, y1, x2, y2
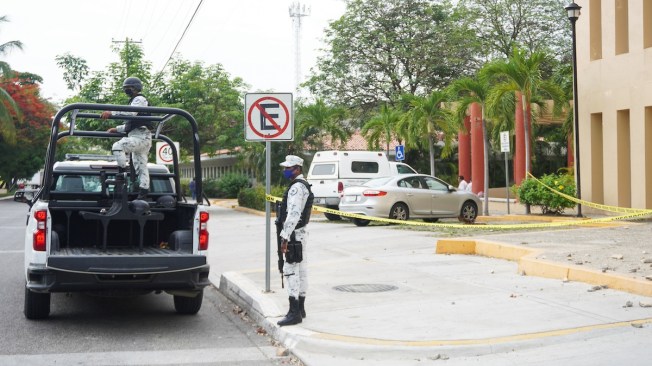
(19, 103, 210, 319)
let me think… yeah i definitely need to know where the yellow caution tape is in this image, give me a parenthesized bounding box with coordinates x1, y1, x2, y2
(526, 172, 652, 214)
(264, 194, 652, 230)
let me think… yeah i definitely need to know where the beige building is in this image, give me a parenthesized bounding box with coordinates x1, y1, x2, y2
(577, 0, 652, 210)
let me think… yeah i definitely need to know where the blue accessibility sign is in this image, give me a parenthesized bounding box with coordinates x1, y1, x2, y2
(395, 145, 405, 161)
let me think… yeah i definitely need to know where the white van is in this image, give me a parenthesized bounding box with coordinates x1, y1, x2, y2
(306, 151, 416, 220)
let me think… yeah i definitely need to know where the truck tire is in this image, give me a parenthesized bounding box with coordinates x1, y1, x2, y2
(174, 290, 203, 315)
(24, 286, 50, 320)
(324, 205, 341, 221)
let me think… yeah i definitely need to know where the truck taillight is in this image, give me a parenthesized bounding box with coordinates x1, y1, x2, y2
(33, 209, 47, 251)
(199, 211, 209, 250)
(337, 181, 344, 193)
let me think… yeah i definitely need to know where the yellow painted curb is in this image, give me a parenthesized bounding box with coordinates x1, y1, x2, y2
(436, 239, 652, 297)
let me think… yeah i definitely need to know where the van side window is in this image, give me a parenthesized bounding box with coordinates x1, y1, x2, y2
(312, 164, 336, 175)
(351, 161, 379, 173)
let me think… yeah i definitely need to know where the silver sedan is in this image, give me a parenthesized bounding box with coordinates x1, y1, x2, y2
(338, 174, 482, 226)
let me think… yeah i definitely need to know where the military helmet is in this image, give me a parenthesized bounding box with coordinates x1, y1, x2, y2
(156, 195, 176, 209)
(129, 199, 151, 215)
(122, 77, 143, 92)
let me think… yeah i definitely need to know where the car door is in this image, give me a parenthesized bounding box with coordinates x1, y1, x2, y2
(397, 176, 431, 216)
(423, 176, 458, 216)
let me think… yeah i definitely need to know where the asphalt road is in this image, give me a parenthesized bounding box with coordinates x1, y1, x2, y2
(0, 199, 289, 366)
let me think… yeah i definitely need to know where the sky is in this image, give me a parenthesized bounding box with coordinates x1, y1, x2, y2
(1, 0, 347, 103)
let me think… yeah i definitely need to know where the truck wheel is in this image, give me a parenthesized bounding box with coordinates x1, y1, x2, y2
(324, 205, 341, 221)
(352, 218, 370, 227)
(389, 203, 409, 221)
(174, 290, 203, 315)
(24, 287, 50, 320)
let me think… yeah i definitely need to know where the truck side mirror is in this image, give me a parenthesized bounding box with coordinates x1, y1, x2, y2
(14, 190, 34, 204)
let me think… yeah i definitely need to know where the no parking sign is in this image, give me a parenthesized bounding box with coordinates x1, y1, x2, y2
(244, 93, 293, 141)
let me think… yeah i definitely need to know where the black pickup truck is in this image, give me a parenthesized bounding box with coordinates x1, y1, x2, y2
(17, 103, 210, 319)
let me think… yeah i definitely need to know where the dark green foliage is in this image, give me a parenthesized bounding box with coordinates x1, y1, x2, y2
(517, 173, 576, 215)
(238, 185, 285, 211)
(216, 173, 250, 198)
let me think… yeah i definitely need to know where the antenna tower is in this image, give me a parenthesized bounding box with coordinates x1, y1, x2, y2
(289, 2, 311, 97)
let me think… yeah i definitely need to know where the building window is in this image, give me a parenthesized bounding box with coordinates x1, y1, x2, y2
(590, 113, 604, 204)
(645, 0, 652, 48)
(615, 0, 629, 55)
(590, 0, 603, 60)
(616, 109, 631, 207)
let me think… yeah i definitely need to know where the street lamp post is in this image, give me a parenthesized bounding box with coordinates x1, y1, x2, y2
(566, 2, 582, 217)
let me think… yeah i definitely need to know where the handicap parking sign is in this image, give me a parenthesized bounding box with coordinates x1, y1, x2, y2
(395, 145, 405, 161)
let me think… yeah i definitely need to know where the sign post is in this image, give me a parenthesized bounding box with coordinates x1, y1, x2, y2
(500, 131, 511, 214)
(244, 93, 294, 292)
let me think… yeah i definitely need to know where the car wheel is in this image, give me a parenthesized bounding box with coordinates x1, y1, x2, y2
(24, 286, 50, 320)
(174, 290, 203, 315)
(459, 201, 478, 224)
(352, 218, 371, 227)
(423, 218, 439, 223)
(389, 203, 409, 221)
(324, 205, 341, 221)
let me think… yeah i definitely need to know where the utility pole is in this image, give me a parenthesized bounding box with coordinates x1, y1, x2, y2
(288, 3, 310, 98)
(111, 37, 142, 77)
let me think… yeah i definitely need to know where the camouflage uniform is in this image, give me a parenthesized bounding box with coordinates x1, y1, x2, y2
(280, 174, 311, 299)
(111, 95, 151, 190)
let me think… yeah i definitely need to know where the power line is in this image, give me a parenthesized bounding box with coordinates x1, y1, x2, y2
(153, 0, 203, 84)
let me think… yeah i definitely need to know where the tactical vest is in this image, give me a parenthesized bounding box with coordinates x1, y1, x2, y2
(124, 95, 153, 132)
(278, 179, 314, 229)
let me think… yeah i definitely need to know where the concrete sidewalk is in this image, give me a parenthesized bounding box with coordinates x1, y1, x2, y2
(207, 201, 652, 366)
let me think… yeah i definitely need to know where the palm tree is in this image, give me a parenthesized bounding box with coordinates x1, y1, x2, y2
(448, 73, 493, 216)
(361, 104, 402, 156)
(295, 98, 349, 151)
(0, 15, 23, 144)
(399, 91, 454, 176)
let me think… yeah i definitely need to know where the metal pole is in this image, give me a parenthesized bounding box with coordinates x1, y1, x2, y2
(571, 16, 583, 217)
(505, 152, 510, 215)
(265, 141, 271, 292)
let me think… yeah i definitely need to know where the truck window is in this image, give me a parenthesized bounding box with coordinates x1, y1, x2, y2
(311, 163, 336, 175)
(351, 161, 379, 174)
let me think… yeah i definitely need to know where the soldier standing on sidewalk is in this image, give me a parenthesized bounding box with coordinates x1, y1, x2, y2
(276, 155, 314, 327)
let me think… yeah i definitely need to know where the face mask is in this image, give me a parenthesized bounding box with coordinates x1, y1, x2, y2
(123, 87, 135, 97)
(283, 169, 294, 180)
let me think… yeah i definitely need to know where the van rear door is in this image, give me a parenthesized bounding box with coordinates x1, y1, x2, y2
(307, 161, 339, 205)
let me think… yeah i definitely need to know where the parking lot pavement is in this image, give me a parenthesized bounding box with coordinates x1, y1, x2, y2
(209, 202, 652, 365)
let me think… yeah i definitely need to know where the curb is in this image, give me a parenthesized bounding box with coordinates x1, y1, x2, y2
(436, 239, 652, 297)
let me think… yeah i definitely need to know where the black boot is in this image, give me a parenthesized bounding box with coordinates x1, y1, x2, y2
(277, 297, 302, 326)
(136, 188, 148, 200)
(299, 296, 306, 318)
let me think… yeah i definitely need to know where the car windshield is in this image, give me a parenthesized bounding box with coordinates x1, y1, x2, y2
(362, 177, 392, 187)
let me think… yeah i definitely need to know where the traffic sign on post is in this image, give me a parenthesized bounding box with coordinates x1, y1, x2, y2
(156, 141, 180, 165)
(244, 93, 293, 141)
(395, 145, 405, 161)
(500, 131, 510, 153)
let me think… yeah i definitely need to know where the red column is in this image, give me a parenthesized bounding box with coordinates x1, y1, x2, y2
(470, 103, 484, 195)
(458, 115, 471, 182)
(514, 92, 525, 185)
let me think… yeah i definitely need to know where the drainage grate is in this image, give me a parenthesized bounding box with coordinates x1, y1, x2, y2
(332, 284, 398, 293)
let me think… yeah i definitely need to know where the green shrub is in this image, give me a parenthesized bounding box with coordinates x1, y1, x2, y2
(216, 173, 251, 198)
(238, 185, 285, 211)
(517, 173, 576, 215)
